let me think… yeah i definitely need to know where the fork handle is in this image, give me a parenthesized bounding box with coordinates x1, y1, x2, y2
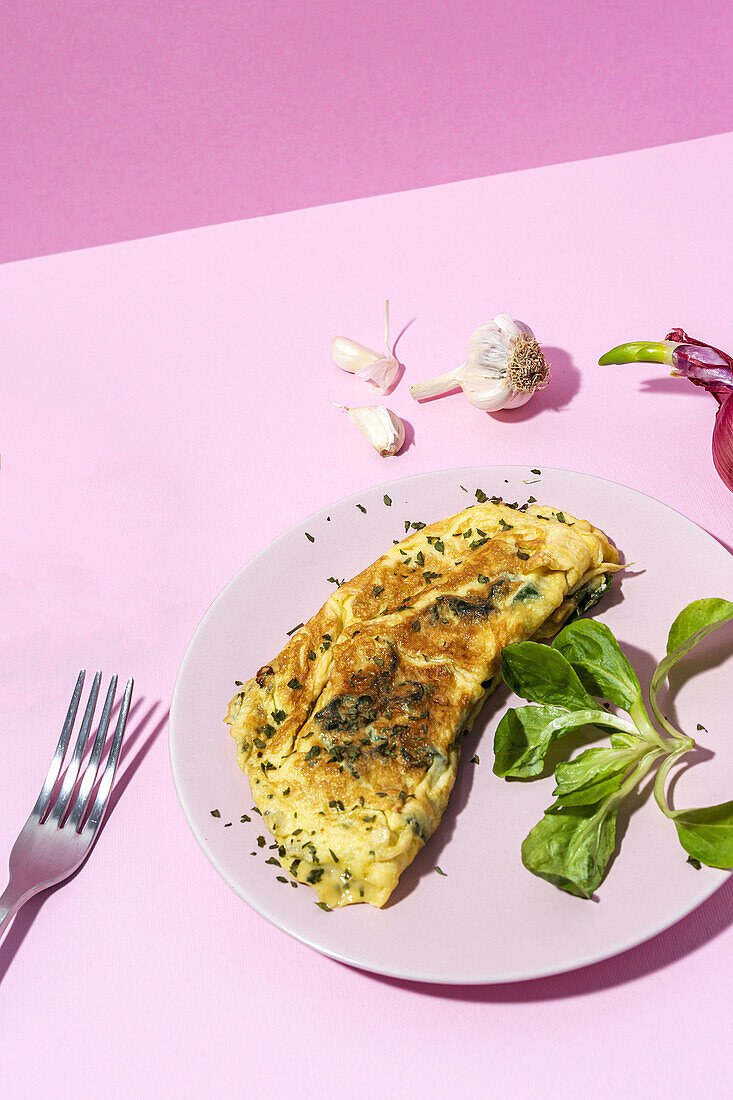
(0, 880, 33, 944)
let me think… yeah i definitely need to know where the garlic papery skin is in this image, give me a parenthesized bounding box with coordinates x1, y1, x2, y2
(338, 404, 405, 456)
(409, 312, 550, 411)
(330, 301, 400, 394)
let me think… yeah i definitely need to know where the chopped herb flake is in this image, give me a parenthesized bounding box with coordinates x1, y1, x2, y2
(308, 868, 325, 884)
(315, 901, 331, 910)
(531, 468, 541, 475)
(356, 503, 367, 513)
(287, 678, 303, 690)
(372, 585, 384, 598)
(517, 550, 530, 560)
(286, 622, 304, 636)
(210, 809, 221, 818)
(470, 754, 480, 765)
(434, 866, 448, 876)
(257, 836, 266, 847)
(305, 532, 315, 543)
(383, 494, 392, 506)
(475, 489, 488, 503)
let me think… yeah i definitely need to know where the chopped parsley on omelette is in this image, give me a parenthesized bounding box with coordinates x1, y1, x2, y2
(226, 500, 620, 908)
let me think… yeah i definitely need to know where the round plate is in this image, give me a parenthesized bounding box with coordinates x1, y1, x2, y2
(169, 466, 733, 984)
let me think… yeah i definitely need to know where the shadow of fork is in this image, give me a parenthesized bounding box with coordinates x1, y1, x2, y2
(0, 698, 168, 986)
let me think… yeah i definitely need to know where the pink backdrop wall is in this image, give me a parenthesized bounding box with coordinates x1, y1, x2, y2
(3, 0, 732, 263)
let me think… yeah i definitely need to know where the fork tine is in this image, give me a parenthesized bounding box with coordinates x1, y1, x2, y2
(32, 670, 86, 818)
(84, 678, 133, 836)
(69, 675, 117, 832)
(48, 670, 101, 824)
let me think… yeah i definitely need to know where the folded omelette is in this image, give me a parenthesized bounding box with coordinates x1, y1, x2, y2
(226, 500, 619, 909)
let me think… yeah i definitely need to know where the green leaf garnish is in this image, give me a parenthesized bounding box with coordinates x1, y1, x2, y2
(552, 619, 641, 711)
(501, 642, 598, 710)
(521, 800, 617, 898)
(494, 596, 733, 897)
(672, 802, 733, 869)
(650, 598, 733, 737)
(493, 705, 634, 778)
(552, 746, 635, 806)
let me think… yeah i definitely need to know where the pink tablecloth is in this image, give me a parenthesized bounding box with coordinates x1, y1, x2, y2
(1, 133, 732, 1096)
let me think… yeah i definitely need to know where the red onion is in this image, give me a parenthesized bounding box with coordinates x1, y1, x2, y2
(599, 330, 733, 493)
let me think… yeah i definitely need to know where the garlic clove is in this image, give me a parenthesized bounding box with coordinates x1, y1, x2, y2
(500, 387, 535, 410)
(355, 355, 400, 394)
(331, 336, 384, 374)
(331, 300, 401, 394)
(493, 313, 535, 341)
(466, 326, 514, 373)
(341, 404, 405, 456)
(460, 374, 515, 412)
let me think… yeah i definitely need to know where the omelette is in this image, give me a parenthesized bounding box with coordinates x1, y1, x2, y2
(225, 500, 619, 909)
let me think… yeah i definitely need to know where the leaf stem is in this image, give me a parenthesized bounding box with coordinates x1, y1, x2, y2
(606, 748, 664, 811)
(653, 747, 691, 819)
(629, 697, 674, 750)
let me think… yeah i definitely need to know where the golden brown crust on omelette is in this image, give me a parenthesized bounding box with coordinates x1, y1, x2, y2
(225, 501, 620, 908)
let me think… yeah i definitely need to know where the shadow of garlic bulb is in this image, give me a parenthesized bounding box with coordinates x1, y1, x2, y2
(409, 313, 550, 412)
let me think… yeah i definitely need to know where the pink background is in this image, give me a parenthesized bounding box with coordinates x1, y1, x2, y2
(1, 133, 732, 1095)
(3, 0, 733, 263)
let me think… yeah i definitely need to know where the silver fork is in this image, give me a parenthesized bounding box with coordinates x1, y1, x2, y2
(0, 670, 134, 942)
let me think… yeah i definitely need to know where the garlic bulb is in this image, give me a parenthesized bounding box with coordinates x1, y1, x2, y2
(409, 312, 550, 411)
(331, 301, 400, 394)
(336, 404, 405, 456)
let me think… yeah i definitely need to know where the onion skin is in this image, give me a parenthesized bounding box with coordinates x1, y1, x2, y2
(712, 398, 733, 492)
(599, 328, 733, 494)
